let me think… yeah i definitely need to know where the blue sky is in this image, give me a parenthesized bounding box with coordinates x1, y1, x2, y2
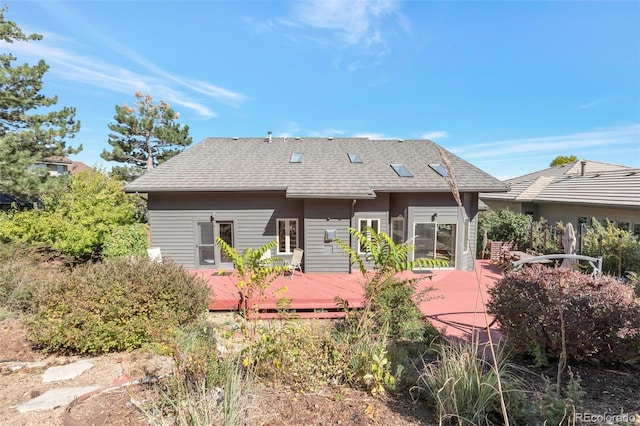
(5, 0, 639, 179)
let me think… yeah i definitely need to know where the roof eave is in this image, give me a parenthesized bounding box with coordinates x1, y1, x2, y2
(124, 186, 288, 193)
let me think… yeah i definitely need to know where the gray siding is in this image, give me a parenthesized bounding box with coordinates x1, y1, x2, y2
(146, 190, 482, 272)
(303, 199, 351, 273)
(148, 192, 303, 269)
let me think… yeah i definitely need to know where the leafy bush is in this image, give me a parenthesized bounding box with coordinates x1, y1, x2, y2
(0, 243, 67, 313)
(478, 209, 532, 248)
(582, 220, 640, 275)
(25, 257, 211, 353)
(245, 322, 344, 392)
(488, 265, 640, 363)
(0, 169, 141, 258)
(102, 223, 149, 258)
(371, 277, 439, 342)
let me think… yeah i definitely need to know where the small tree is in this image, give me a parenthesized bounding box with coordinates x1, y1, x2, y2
(215, 239, 288, 325)
(101, 91, 192, 182)
(0, 7, 81, 198)
(549, 155, 577, 167)
(0, 169, 140, 258)
(334, 227, 444, 393)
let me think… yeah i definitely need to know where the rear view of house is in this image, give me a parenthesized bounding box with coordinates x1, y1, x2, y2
(125, 136, 507, 272)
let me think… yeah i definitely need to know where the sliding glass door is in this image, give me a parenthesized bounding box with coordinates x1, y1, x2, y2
(413, 222, 456, 267)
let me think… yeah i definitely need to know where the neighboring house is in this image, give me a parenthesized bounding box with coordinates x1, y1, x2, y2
(125, 136, 507, 272)
(480, 160, 640, 236)
(0, 193, 32, 211)
(0, 157, 90, 210)
(38, 156, 90, 176)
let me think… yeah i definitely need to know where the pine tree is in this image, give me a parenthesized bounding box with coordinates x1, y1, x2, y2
(101, 91, 192, 182)
(0, 6, 81, 198)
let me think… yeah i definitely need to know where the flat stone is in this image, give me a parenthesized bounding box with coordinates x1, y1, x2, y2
(42, 360, 93, 383)
(14, 386, 100, 412)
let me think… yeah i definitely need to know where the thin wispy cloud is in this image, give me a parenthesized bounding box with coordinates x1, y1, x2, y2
(270, 0, 408, 70)
(353, 132, 389, 139)
(2, 32, 245, 118)
(578, 99, 605, 109)
(450, 125, 640, 160)
(422, 130, 449, 140)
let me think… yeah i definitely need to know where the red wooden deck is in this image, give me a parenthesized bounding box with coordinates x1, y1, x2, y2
(195, 260, 504, 341)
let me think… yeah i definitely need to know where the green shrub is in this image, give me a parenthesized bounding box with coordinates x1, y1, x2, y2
(488, 264, 640, 363)
(102, 223, 149, 258)
(582, 220, 640, 275)
(0, 169, 141, 258)
(0, 243, 66, 313)
(478, 209, 532, 249)
(25, 257, 211, 353)
(373, 277, 439, 342)
(245, 322, 344, 392)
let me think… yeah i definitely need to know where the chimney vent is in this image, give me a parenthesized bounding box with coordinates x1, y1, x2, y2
(580, 160, 587, 176)
(267, 130, 272, 143)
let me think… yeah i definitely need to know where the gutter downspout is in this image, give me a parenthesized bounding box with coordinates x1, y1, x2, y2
(350, 199, 357, 274)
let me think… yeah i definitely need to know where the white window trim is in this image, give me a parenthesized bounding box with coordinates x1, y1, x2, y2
(277, 218, 298, 254)
(358, 218, 380, 254)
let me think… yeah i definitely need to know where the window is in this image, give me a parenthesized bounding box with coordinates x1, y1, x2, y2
(56, 165, 67, 175)
(358, 218, 380, 253)
(634, 224, 640, 237)
(289, 153, 303, 163)
(429, 164, 449, 177)
(391, 217, 404, 245)
(618, 222, 630, 231)
(413, 222, 457, 267)
(277, 219, 298, 254)
(348, 153, 363, 163)
(391, 164, 413, 177)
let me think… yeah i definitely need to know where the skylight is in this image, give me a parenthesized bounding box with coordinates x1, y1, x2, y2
(391, 164, 413, 177)
(429, 164, 449, 177)
(348, 153, 363, 163)
(290, 152, 303, 163)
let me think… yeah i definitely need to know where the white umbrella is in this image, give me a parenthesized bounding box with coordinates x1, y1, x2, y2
(561, 222, 577, 269)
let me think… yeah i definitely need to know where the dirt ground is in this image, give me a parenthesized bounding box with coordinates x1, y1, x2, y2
(1, 316, 639, 426)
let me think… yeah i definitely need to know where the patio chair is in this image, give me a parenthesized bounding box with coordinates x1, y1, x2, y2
(286, 248, 304, 279)
(147, 247, 162, 263)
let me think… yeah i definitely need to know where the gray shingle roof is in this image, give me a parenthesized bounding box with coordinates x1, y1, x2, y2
(125, 137, 507, 197)
(481, 160, 639, 208)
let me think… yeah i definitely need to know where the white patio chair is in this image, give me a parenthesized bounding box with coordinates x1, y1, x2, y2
(147, 247, 162, 263)
(286, 248, 304, 279)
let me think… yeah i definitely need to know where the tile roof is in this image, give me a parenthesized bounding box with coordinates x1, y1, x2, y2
(125, 137, 507, 197)
(481, 160, 639, 208)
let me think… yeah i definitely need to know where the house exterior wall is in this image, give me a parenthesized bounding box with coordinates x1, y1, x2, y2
(146, 190, 480, 272)
(148, 192, 303, 269)
(536, 203, 640, 232)
(303, 199, 351, 273)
